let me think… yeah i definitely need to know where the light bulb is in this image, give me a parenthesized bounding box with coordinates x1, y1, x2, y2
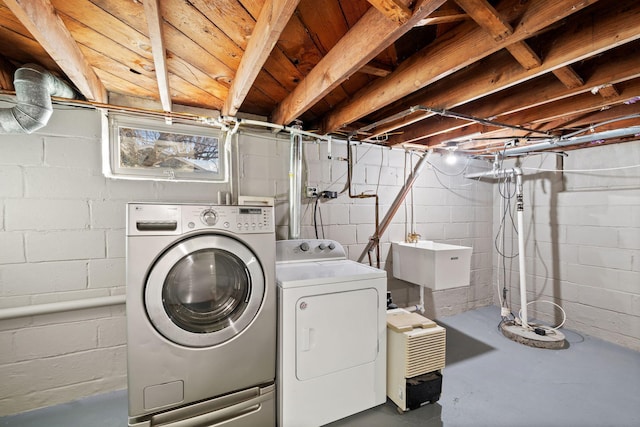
(445, 150, 457, 165)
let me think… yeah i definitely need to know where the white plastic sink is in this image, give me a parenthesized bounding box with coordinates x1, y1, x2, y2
(392, 240, 472, 290)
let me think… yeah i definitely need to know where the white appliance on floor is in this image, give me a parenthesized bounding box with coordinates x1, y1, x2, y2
(126, 203, 276, 427)
(275, 239, 387, 427)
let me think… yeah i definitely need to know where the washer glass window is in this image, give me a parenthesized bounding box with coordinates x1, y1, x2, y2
(162, 248, 251, 333)
(145, 235, 265, 347)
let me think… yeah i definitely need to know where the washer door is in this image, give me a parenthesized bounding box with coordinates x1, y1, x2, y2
(145, 235, 264, 347)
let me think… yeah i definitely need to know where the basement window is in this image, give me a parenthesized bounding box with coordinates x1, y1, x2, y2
(102, 112, 227, 182)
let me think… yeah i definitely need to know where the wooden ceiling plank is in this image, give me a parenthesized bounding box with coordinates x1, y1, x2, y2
(359, 62, 393, 77)
(222, 0, 301, 116)
(506, 41, 542, 70)
(3, 0, 107, 102)
(59, 13, 230, 105)
(414, 9, 468, 26)
(454, 0, 512, 41)
(188, 0, 258, 49)
(271, 0, 447, 126)
(143, 0, 171, 112)
(552, 65, 584, 89)
(0, 19, 61, 72)
(596, 83, 619, 99)
(0, 55, 16, 91)
(322, 0, 600, 134)
(365, 0, 413, 25)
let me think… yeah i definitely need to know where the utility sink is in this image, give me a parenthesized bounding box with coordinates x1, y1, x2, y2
(392, 241, 472, 290)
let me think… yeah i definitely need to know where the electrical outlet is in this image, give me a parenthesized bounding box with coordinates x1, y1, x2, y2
(305, 186, 317, 198)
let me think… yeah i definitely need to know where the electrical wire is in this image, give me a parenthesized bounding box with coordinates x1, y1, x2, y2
(518, 300, 567, 332)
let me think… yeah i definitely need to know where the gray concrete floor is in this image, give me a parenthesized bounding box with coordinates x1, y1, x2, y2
(2, 306, 639, 427)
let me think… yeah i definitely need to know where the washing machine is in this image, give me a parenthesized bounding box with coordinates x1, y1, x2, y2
(275, 239, 387, 427)
(126, 203, 276, 427)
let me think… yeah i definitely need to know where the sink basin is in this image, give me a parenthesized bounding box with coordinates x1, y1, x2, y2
(392, 241, 472, 290)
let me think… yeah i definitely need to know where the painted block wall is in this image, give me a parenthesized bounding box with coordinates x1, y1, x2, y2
(0, 101, 493, 415)
(493, 141, 640, 351)
(0, 101, 231, 416)
(238, 132, 496, 317)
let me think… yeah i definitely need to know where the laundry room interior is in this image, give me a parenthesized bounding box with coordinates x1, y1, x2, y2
(0, 1, 639, 426)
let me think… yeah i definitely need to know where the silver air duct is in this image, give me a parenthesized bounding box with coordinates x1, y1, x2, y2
(0, 63, 76, 134)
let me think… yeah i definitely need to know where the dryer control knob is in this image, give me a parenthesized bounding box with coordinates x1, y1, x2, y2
(201, 209, 218, 226)
(300, 242, 310, 252)
(319, 243, 327, 250)
(328, 242, 336, 250)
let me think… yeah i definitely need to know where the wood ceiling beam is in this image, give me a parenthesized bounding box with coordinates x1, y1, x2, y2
(270, 0, 447, 126)
(366, 0, 413, 25)
(322, 0, 600, 134)
(400, 77, 640, 146)
(370, 1, 640, 142)
(454, 0, 512, 41)
(552, 66, 585, 89)
(143, 0, 171, 112)
(504, 79, 640, 125)
(596, 83, 620, 99)
(3, 0, 107, 102)
(456, 0, 543, 71)
(223, 0, 301, 116)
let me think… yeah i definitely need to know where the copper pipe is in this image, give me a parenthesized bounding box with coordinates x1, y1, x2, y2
(346, 141, 380, 267)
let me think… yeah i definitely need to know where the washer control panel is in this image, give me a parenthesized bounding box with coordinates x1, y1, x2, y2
(128, 203, 274, 235)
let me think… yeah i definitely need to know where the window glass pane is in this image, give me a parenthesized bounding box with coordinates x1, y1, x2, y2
(119, 127, 220, 174)
(162, 249, 250, 333)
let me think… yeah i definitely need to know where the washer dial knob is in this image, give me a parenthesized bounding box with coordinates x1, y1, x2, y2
(201, 209, 218, 226)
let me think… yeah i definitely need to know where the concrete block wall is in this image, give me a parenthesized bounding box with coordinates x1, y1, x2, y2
(238, 133, 496, 319)
(0, 101, 229, 416)
(494, 141, 640, 351)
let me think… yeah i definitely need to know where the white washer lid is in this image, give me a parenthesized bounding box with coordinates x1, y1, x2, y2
(276, 259, 386, 288)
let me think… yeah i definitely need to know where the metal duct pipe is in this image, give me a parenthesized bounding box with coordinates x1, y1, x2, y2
(288, 123, 303, 239)
(500, 126, 640, 157)
(0, 63, 76, 134)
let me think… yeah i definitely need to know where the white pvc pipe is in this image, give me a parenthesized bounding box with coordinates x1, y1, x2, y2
(514, 171, 529, 328)
(0, 294, 126, 321)
(465, 167, 530, 328)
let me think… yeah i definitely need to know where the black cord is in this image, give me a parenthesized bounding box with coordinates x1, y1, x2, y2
(313, 195, 320, 239)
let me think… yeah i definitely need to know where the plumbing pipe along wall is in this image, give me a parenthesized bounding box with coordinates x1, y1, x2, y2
(465, 167, 529, 327)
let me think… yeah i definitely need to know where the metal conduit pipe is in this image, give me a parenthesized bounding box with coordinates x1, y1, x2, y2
(465, 167, 530, 328)
(0, 295, 126, 321)
(357, 151, 431, 264)
(499, 126, 640, 157)
(0, 63, 76, 134)
(288, 122, 303, 239)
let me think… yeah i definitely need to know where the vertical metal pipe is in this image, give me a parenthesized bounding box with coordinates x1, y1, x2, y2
(288, 123, 303, 239)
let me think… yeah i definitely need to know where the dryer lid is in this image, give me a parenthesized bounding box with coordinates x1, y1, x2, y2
(276, 259, 386, 288)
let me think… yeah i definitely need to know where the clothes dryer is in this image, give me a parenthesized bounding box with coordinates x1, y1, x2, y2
(126, 203, 276, 427)
(276, 239, 387, 427)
